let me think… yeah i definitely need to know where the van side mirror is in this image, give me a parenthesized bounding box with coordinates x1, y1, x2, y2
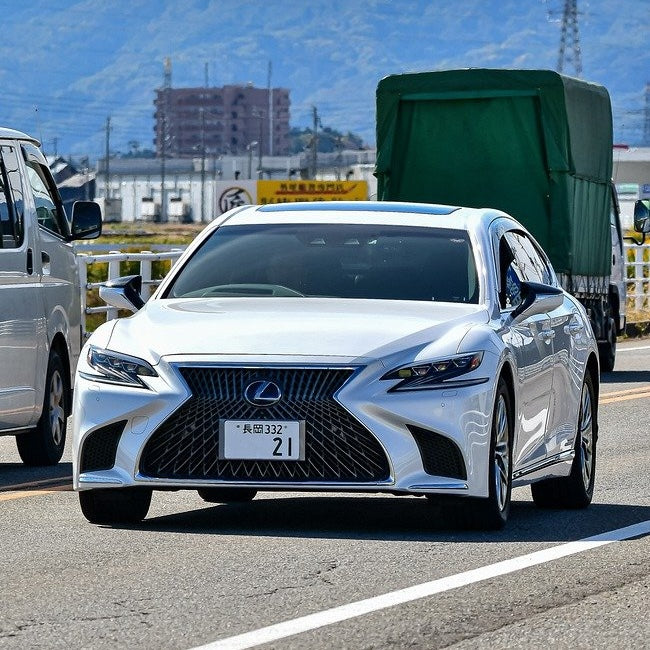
(70, 201, 102, 240)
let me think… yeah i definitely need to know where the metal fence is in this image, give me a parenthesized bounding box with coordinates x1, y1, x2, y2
(76, 243, 650, 337)
(625, 243, 650, 314)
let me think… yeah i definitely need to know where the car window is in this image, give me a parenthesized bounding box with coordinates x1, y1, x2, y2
(165, 223, 479, 303)
(0, 146, 23, 248)
(498, 231, 552, 310)
(25, 161, 67, 237)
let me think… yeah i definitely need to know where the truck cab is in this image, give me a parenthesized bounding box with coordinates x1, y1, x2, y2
(0, 127, 101, 465)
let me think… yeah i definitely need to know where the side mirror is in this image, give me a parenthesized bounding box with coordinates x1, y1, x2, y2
(70, 201, 102, 240)
(99, 275, 145, 312)
(511, 281, 564, 322)
(634, 200, 650, 235)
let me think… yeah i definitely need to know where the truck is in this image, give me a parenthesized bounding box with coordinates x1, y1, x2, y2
(375, 68, 627, 371)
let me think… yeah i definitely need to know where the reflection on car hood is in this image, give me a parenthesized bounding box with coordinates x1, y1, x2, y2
(105, 297, 489, 363)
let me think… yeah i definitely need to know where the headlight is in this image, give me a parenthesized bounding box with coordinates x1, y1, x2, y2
(80, 346, 158, 388)
(381, 352, 485, 391)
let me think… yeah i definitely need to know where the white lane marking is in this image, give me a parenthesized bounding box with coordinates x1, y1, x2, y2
(618, 344, 650, 352)
(191, 520, 650, 650)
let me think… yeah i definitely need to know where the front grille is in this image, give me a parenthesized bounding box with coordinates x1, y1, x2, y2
(408, 425, 467, 480)
(139, 367, 390, 482)
(80, 420, 127, 473)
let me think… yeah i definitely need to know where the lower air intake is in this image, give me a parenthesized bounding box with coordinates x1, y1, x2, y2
(408, 425, 467, 480)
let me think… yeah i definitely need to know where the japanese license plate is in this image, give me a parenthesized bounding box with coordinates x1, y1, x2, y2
(220, 420, 305, 461)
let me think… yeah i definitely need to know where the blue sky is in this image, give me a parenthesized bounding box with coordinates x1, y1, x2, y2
(0, 0, 647, 158)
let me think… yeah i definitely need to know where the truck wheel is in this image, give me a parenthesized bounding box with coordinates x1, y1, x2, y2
(598, 317, 616, 372)
(79, 488, 152, 524)
(16, 349, 68, 466)
(531, 373, 596, 508)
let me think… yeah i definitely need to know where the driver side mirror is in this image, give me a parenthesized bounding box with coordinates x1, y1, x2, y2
(634, 199, 650, 234)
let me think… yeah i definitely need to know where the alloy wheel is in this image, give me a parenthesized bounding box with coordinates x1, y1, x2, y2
(578, 382, 594, 490)
(49, 369, 66, 447)
(493, 393, 510, 512)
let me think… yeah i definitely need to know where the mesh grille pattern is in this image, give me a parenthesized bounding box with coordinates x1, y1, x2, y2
(408, 425, 467, 480)
(139, 367, 390, 482)
(80, 420, 127, 473)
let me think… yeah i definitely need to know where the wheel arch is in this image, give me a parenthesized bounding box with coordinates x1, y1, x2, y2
(586, 351, 599, 440)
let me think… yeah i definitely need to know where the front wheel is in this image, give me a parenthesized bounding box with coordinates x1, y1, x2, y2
(431, 377, 513, 530)
(16, 349, 68, 466)
(79, 488, 152, 525)
(531, 372, 596, 509)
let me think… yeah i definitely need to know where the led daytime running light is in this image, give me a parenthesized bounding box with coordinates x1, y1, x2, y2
(84, 346, 158, 387)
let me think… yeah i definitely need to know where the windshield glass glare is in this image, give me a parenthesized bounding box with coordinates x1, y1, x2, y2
(165, 223, 479, 303)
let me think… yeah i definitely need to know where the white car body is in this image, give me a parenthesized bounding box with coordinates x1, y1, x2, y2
(72, 202, 599, 527)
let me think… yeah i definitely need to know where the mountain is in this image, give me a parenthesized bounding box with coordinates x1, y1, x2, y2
(0, 0, 647, 159)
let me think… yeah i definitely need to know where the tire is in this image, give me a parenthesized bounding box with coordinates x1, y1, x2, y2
(16, 349, 68, 466)
(197, 487, 257, 503)
(79, 488, 152, 524)
(598, 318, 616, 372)
(531, 372, 596, 509)
(431, 377, 513, 530)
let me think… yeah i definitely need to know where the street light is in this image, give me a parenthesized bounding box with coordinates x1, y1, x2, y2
(246, 140, 258, 179)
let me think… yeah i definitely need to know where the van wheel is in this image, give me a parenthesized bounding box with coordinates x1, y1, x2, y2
(79, 488, 152, 525)
(16, 349, 68, 466)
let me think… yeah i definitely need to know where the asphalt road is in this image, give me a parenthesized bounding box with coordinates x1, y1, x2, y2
(1, 340, 649, 650)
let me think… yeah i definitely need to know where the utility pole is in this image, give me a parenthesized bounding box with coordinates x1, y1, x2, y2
(204, 62, 209, 88)
(311, 106, 319, 179)
(642, 82, 650, 147)
(104, 116, 111, 199)
(200, 108, 206, 223)
(557, 0, 582, 77)
(268, 61, 273, 156)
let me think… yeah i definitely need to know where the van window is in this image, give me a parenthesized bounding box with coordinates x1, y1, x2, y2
(0, 146, 22, 248)
(25, 161, 67, 237)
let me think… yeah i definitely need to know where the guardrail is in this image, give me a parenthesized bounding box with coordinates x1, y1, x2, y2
(76, 249, 186, 338)
(625, 243, 650, 314)
(76, 243, 650, 337)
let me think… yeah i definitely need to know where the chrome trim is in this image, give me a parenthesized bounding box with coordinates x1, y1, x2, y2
(408, 482, 469, 491)
(133, 475, 396, 489)
(512, 450, 575, 480)
(78, 475, 125, 486)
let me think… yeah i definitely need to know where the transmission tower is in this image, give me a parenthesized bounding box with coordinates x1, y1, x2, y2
(557, 0, 582, 77)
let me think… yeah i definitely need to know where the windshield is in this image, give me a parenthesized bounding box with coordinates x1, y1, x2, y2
(165, 223, 479, 303)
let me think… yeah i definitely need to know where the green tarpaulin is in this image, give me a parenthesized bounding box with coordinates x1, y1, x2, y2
(376, 69, 613, 278)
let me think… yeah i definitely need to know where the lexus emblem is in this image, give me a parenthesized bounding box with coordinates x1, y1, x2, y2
(243, 380, 282, 407)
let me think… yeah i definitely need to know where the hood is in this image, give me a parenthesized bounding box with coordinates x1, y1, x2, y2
(105, 297, 488, 364)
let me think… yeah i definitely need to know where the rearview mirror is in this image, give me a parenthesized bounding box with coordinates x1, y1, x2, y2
(511, 281, 564, 322)
(634, 200, 650, 234)
(99, 275, 145, 312)
(70, 201, 102, 240)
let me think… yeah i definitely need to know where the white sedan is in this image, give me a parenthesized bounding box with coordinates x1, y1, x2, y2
(72, 201, 598, 529)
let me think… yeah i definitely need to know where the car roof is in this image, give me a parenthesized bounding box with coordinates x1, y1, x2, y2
(218, 201, 507, 231)
(0, 127, 40, 145)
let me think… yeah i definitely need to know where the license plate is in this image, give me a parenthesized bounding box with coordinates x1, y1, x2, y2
(220, 420, 305, 461)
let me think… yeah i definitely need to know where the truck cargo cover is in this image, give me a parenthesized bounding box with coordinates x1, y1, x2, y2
(376, 69, 613, 278)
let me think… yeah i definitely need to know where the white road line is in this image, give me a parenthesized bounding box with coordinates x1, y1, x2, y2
(618, 344, 650, 352)
(191, 520, 650, 650)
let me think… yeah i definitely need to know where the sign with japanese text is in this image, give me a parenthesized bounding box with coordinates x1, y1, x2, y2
(257, 180, 368, 204)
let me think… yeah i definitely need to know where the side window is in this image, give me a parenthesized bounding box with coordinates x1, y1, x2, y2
(0, 146, 23, 248)
(25, 161, 67, 237)
(498, 231, 553, 310)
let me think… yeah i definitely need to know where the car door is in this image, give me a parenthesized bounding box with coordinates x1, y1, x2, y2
(497, 230, 554, 471)
(0, 143, 45, 429)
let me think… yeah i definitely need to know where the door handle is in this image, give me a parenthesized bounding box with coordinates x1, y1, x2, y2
(540, 329, 555, 342)
(564, 322, 584, 335)
(26, 248, 33, 275)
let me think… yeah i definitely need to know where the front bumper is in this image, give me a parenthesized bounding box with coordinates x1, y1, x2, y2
(72, 354, 496, 498)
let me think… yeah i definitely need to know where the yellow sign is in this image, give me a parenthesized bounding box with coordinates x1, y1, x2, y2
(257, 180, 368, 204)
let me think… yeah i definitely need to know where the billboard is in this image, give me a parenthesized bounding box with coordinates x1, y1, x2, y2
(257, 180, 368, 204)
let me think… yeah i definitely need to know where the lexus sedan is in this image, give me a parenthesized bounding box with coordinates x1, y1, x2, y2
(72, 201, 599, 529)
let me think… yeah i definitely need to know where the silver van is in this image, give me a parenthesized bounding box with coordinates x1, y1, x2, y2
(0, 127, 101, 465)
